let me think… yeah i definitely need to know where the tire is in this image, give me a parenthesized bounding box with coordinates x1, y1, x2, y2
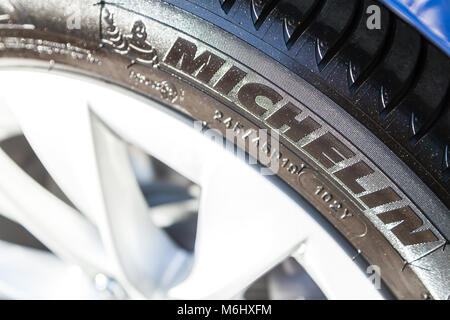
(0, 0, 448, 299)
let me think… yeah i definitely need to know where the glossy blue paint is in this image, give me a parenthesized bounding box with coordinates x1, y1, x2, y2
(380, 0, 450, 56)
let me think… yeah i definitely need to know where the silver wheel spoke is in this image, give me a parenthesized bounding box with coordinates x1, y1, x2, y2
(151, 199, 198, 228)
(0, 241, 99, 299)
(5, 81, 109, 227)
(89, 112, 184, 297)
(292, 234, 383, 300)
(0, 148, 109, 274)
(1, 71, 185, 297)
(169, 154, 310, 299)
(87, 88, 209, 184)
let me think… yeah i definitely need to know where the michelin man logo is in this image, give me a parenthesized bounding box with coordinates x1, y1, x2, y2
(102, 9, 159, 66)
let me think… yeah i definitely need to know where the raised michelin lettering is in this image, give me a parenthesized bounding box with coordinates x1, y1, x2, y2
(163, 37, 440, 247)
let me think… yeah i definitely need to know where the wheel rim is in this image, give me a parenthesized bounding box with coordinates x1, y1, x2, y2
(0, 69, 383, 299)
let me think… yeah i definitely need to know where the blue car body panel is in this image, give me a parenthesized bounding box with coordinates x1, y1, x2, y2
(380, 0, 450, 56)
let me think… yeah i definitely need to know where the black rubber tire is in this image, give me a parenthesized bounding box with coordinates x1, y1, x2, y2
(177, 0, 450, 208)
(0, 0, 448, 299)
